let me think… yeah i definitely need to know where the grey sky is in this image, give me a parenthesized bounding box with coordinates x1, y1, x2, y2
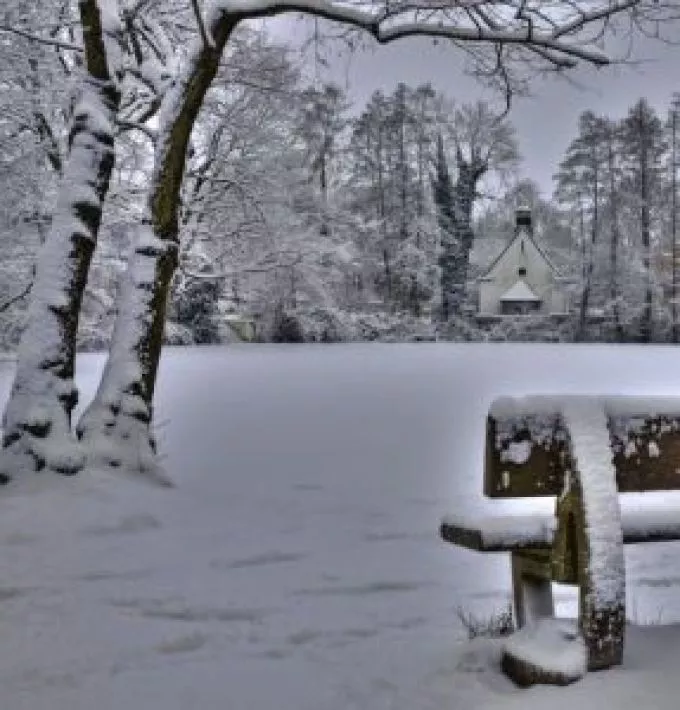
(266, 18, 679, 199)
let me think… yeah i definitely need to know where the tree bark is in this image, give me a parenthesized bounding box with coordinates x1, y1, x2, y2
(577, 159, 598, 341)
(319, 148, 328, 236)
(0, 0, 120, 479)
(376, 123, 390, 299)
(607, 128, 623, 342)
(76, 10, 240, 479)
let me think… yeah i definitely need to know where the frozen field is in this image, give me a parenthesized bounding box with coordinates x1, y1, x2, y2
(1, 343, 680, 709)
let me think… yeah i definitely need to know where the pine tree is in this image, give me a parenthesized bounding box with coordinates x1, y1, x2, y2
(554, 111, 609, 339)
(619, 99, 667, 342)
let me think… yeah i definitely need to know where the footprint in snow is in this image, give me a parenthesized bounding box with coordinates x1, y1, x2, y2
(156, 631, 209, 655)
(212, 551, 307, 570)
(294, 580, 426, 597)
(109, 598, 269, 624)
(80, 513, 161, 537)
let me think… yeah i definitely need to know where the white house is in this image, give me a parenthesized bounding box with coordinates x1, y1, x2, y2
(477, 207, 570, 317)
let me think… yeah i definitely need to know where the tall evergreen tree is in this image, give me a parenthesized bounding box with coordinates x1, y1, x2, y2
(619, 99, 667, 342)
(668, 94, 680, 342)
(554, 111, 609, 339)
(298, 83, 348, 236)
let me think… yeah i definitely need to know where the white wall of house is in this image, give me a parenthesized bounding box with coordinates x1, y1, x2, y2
(478, 225, 569, 316)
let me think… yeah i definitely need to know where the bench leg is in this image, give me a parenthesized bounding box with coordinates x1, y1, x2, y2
(580, 592, 625, 671)
(512, 551, 554, 628)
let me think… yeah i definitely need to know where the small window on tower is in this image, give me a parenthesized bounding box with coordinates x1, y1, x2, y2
(518, 267, 527, 277)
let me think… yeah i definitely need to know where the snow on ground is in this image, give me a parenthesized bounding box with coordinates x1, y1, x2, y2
(1, 343, 680, 708)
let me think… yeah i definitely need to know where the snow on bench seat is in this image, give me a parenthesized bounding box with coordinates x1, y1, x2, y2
(440, 511, 554, 551)
(441, 491, 680, 551)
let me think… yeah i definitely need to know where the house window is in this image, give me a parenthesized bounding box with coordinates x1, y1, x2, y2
(518, 267, 527, 277)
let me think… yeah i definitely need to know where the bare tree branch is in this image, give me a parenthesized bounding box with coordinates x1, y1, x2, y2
(190, 0, 216, 49)
(116, 117, 158, 142)
(0, 24, 83, 52)
(0, 281, 32, 315)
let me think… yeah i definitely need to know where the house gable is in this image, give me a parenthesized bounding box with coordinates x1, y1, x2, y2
(476, 208, 570, 317)
(481, 229, 558, 282)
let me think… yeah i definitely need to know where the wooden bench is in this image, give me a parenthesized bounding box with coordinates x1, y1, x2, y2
(440, 395, 680, 675)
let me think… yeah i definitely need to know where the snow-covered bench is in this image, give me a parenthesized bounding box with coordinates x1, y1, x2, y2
(440, 395, 680, 678)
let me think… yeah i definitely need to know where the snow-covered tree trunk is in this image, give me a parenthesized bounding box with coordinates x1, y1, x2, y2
(0, 0, 120, 479)
(77, 12, 239, 479)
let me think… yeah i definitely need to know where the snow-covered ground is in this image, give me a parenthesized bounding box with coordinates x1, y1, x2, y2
(2, 343, 680, 709)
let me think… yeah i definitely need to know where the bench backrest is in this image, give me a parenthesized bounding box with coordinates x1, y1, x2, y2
(485, 396, 680, 498)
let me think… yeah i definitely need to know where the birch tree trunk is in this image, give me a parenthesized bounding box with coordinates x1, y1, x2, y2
(77, 12, 240, 480)
(0, 0, 120, 479)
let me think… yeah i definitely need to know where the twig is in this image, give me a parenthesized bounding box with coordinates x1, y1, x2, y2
(0, 24, 83, 52)
(0, 281, 32, 314)
(190, 0, 216, 49)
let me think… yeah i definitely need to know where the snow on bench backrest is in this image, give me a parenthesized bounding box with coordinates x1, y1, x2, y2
(485, 395, 680, 498)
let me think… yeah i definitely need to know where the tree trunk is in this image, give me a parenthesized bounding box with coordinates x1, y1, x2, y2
(672, 110, 678, 343)
(578, 160, 598, 341)
(76, 11, 240, 480)
(398, 90, 408, 241)
(607, 131, 623, 342)
(0, 0, 120, 479)
(319, 147, 328, 236)
(376, 125, 391, 300)
(640, 118, 652, 343)
(579, 194, 586, 284)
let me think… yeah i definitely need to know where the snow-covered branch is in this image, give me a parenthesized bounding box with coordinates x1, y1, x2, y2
(214, 0, 650, 67)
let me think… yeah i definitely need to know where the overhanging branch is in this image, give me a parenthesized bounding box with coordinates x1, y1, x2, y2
(214, 0, 648, 68)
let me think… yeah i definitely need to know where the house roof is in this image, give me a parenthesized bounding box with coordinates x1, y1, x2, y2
(500, 279, 541, 302)
(478, 226, 560, 280)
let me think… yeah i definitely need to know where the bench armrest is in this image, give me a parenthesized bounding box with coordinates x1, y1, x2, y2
(440, 513, 554, 552)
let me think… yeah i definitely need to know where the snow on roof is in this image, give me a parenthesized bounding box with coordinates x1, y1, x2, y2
(500, 279, 541, 302)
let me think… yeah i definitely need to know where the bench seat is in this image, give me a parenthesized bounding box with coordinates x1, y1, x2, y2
(441, 491, 680, 552)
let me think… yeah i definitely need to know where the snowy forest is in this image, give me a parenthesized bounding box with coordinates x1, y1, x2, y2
(4, 3, 680, 354)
